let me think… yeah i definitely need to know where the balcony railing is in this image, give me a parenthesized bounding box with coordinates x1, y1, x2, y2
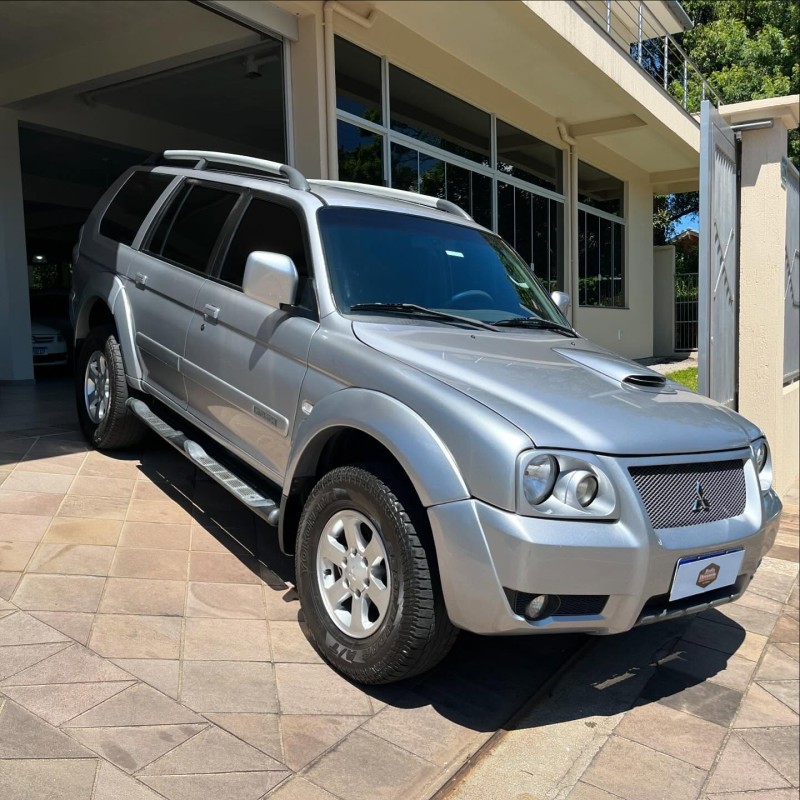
(572, 0, 723, 112)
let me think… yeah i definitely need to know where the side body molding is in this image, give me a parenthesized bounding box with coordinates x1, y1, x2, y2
(282, 388, 470, 545)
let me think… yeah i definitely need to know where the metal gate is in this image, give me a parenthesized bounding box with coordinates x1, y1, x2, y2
(675, 272, 699, 351)
(698, 100, 739, 407)
(784, 157, 800, 385)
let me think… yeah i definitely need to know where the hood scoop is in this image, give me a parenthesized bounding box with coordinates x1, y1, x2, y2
(553, 348, 668, 390)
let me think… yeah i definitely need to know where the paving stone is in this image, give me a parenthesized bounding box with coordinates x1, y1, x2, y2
(79, 454, 142, 480)
(0, 642, 70, 680)
(774, 642, 799, 661)
(180, 661, 278, 713)
(758, 680, 800, 714)
(89, 614, 182, 659)
(582, 736, 706, 800)
(140, 724, 285, 774)
(69, 476, 135, 498)
(735, 591, 785, 615)
(264, 586, 301, 621)
(567, 783, 624, 800)
(657, 641, 756, 692)
(92, 760, 165, 800)
(68, 682, 204, 727)
(0, 611, 69, 645)
(756, 644, 800, 680)
(613, 702, 726, 769)
(12, 573, 106, 612)
(682, 617, 767, 662)
(57, 494, 129, 520)
(27, 543, 115, 576)
(1, 642, 132, 685)
(188, 551, 261, 584)
(185, 582, 265, 618)
(1, 680, 134, 726)
(204, 712, 283, 761)
(140, 771, 287, 800)
(275, 663, 373, 716)
(2, 471, 74, 494)
(770, 614, 799, 643)
(44, 517, 122, 545)
(705, 790, 800, 800)
(29, 611, 95, 645)
(0, 698, 93, 758)
(740, 726, 800, 785)
(0, 757, 98, 800)
(99, 577, 186, 616)
(734, 683, 799, 728)
(109, 548, 189, 581)
(280, 714, 365, 771)
(266, 776, 341, 800)
(16, 454, 84, 476)
(641, 669, 744, 727)
(0, 489, 65, 516)
(119, 522, 191, 550)
(127, 499, 193, 526)
(111, 658, 180, 699)
(0, 571, 21, 600)
(0, 540, 37, 570)
(65, 723, 207, 773)
(183, 617, 270, 661)
(269, 621, 324, 663)
(0, 512, 51, 541)
(705, 734, 790, 793)
(305, 729, 438, 800)
(704, 602, 779, 636)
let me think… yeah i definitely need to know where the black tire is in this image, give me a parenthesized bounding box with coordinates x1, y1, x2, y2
(296, 465, 458, 684)
(75, 326, 146, 450)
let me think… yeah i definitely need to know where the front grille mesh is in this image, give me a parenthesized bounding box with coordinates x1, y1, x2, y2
(630, 459, 747, 530)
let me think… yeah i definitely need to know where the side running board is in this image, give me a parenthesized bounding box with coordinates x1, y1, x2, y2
(127, 398, 280, 527)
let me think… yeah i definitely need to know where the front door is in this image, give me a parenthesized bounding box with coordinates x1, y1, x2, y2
(183, 196, 318, 480)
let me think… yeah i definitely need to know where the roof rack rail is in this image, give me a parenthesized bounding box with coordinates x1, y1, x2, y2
(162, 150, 310, 192)
(308, 179, 472, 220)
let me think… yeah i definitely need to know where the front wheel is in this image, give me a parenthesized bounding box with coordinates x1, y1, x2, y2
(75, 326, 146, 450)
(295, 465, 457, 684)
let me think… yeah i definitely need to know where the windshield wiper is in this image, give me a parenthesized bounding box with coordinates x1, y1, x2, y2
(350, 303, 497, 331)
(492, 317, 578, 337)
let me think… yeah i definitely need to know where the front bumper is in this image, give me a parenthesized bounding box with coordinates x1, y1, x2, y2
(428, 454, 782, 636)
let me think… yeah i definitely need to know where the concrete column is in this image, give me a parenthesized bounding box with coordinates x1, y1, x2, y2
(0, 108, 33, 383)
(721, 95, 800, 494)
(653, 245, 675, 357)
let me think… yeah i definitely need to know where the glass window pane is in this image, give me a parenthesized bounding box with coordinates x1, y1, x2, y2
(514, 188, 533, 267)
(497, 182, 515, 249)
(160, 185, 238, 273)
(496, 120, 563, 194)
(471, 173, 492, 229)
(419, 153, 445, 198)
(530, 194, 548, 288)
(391, 143, 419, 192)
(578, 210, 624, 307)
(100, 171, 173, 245)
(335, 38, 382, 123)
(337, 120, 384, 185)
(578, 161, 624, 217)
(445, 163, 471, 217)
(389, 65, 490, 165)
(549, 199, 565, 292)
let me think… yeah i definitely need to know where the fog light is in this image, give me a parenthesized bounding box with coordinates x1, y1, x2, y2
(755, 441, 768, 473)
(575, 473, 599, 507)
(524, 594, 549, 620)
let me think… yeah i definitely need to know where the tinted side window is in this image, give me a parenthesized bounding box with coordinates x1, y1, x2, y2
(153, 184, 239, 273)
(219, 198, 309, 289)
(99, 171, 173, 245)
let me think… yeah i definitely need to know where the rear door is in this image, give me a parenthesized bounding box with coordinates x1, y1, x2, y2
(127, 180, 240, 407)
(183, 195, 318, 480)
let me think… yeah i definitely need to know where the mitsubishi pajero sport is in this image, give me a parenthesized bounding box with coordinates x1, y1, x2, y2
(70, 150, 782, 684)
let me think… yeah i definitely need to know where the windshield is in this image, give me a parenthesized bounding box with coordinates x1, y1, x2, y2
(317, 207, 566, 325)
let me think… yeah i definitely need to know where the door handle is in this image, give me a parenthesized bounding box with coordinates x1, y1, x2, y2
(134, 272, 148, 288)
(202, 304, 220, 321)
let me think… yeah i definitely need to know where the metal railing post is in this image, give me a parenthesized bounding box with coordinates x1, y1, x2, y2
(683, 59, 688, 108)
(606, 0, 611, 33)
(663, 36, 669, 89)
(637, 1, 643, 64)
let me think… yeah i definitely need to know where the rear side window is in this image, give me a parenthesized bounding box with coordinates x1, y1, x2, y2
(148, 183, 239, 273)
(219, 198, 308, 288)
(99, 171, 173, 245)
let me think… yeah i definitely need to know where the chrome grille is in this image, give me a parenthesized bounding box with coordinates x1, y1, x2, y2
(630, 459, 747, 530)
(32, 334, 55, 344)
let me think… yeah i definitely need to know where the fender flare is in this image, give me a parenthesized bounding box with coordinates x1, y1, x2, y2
(281, 387, 470, 546)
(74, 273, 143, 385)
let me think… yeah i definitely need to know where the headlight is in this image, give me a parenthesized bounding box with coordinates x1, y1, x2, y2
(517, 451, 617, 518)
(753, 438, 772, 491)
(522, 454, 558, 505)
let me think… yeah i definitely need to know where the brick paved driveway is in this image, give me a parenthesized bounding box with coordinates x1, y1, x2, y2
(0, 377, 580, 800)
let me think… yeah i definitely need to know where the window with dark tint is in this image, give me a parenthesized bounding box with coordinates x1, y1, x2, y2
(337, 120, 384, 185)
(149, 183, 238, 273)
(335, 37, 382, 123)
(496, 120, 563, 194)
(219, 198, 314, 309)
(578, 161, 624, 217)
(99, 171, 173, 245)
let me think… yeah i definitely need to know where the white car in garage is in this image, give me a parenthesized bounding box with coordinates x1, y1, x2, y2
(31, 321, 68, 366)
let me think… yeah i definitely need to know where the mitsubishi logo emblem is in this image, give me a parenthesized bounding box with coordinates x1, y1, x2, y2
(692, 480, 710, 513)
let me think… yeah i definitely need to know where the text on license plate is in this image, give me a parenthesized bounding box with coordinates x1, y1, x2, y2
(669, 549, 744, 602)
(33, 347, 47, 355)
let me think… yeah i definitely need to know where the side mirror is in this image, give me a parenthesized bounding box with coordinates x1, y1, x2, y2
(551, 291, 570, 317)
(242, 251, 298, 308)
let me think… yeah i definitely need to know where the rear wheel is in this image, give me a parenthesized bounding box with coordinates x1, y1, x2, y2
(296, 465, 457, 684)
(76, 326, 146, 450)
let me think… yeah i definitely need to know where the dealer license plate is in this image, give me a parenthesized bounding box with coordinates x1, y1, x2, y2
(33, 347, 47, 355)
(669, 549, 744, 602)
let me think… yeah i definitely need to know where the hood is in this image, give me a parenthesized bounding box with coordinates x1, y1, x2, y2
(353, 322, 758, 456)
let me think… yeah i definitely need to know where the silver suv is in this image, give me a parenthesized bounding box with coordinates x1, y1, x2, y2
(71, 150, 782, 684)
